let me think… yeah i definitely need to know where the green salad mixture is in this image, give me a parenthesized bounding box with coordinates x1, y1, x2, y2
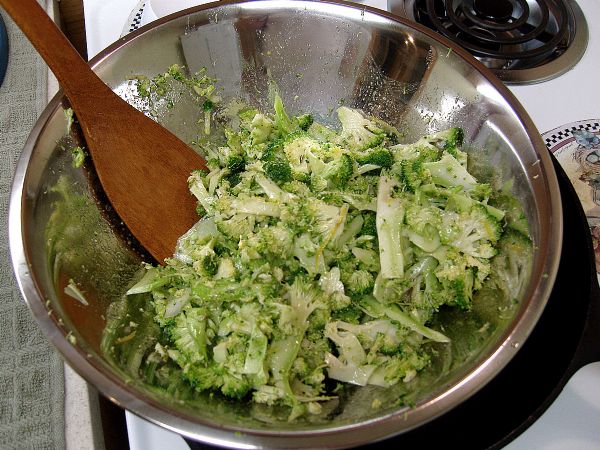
(97, 66, 532, 420)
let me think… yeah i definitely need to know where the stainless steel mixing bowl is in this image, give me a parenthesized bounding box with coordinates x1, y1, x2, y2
(9, 1, 562, 447)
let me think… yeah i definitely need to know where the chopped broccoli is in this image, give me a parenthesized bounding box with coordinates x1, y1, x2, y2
(399, 159, 432, 192)
(428, 127, 464, 152)
(70, 146, 86, 168)
(108, 81, 530, 420)
(331, 305, 364, 324)
(337, 106, 386, 151)
(274, 94, 295, 135)
(376, 175, 405, 279)
(203, 99, 214, 111)
(439, 205, 502, 258)
(404, 204, 442, 253)
(487, 229, 533, 301)
(226, 153, 246, 173)
(423, 153, 477, 191)
(200, 253, 219, 276)
(345, 270, 375, 295)
(326, 153, 354, 188)
(264, 159, 293, 184)
(297, 114, 314, 131)
(360, 211, 378, 237)
(250, 113, 273, 145)
(355, 148, 394, 169)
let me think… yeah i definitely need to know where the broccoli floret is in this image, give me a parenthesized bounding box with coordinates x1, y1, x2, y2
(264, 159, 293, 184)
(367, 352, 430, 387)
(309, 201, 349, 251)
(360, 212, 378, 237)
(438, 206, 501, 258)
(404, 204, 442, 253)
(405, 204, 441, 235)
(241, 224, 294, 260)
(470, 183, 493, 201)
(429, 127, 464, 151)
(182, 362, 251, 400)
(331, 305, 364, 324)
(266, 278, 327, 414)
(226, 153, 246, 173)
(297, 114, 314, 131)
(324, 319, 431, 387)
(203, 99, 214, 111)
(326, 153, 354, 188)
(488, 229, 533, 301)
(390, 141, 440, 164)
(438, 269, 475, 310)
(262, 131, 307, 163)
(490, 188, 531, 237)
(432, 247, 489, 310)
(355, 148, 394, 169)
(422, 184, 505, 221)
(169, 308, 208, 364)
(336, 106, 386, 151)
(183, 364, 223, 391)
(345, 269, 375, 295)
(225, 172, 242, 188)
(261, 137, 284, 162)
(307, 121, 338, 143)
(239, 106, 259, 120)
(167, 63, 186, 81)
(201, 253, 219, 276)
(221, 373, 252, 400)
(319, 267, 351, 310)
(399, 159, 432, 192)
(250, 113, 274, 145)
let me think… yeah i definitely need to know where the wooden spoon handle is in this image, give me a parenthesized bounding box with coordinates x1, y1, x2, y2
(3, 0, 208, 263)
(0, 0, 106, 104)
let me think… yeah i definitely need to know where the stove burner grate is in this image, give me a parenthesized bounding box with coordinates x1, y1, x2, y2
(393, 0, 588, 84)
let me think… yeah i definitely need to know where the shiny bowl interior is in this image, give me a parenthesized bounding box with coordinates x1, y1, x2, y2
(9, 1, 562, 448)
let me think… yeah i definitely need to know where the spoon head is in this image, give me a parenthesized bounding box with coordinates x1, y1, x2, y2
(75, 95, 208, 263)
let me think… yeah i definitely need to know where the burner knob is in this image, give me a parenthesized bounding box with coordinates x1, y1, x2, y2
(473, 0, 513, 21)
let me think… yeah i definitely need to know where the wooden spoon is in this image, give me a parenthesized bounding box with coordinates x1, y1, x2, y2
(1, 0, 207, 262)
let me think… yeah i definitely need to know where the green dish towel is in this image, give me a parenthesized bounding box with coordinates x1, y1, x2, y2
(0, 7, 66, 450)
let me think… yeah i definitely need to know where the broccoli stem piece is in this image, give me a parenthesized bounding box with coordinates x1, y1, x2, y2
(423, 153, 477, 191)
(243, 325, 268, 375)
(274, 94, 295, 135)
(188, 170, 215, 214)
(231, 198, 281, 217)
(358, 296, 450, 343)
(376, 175, 405, 278)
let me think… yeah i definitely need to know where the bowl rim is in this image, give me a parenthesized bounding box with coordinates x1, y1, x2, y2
(9, 0, 563, 447)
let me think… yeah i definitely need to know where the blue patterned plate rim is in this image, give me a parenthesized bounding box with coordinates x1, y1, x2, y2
(542, 119, 600, 153)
